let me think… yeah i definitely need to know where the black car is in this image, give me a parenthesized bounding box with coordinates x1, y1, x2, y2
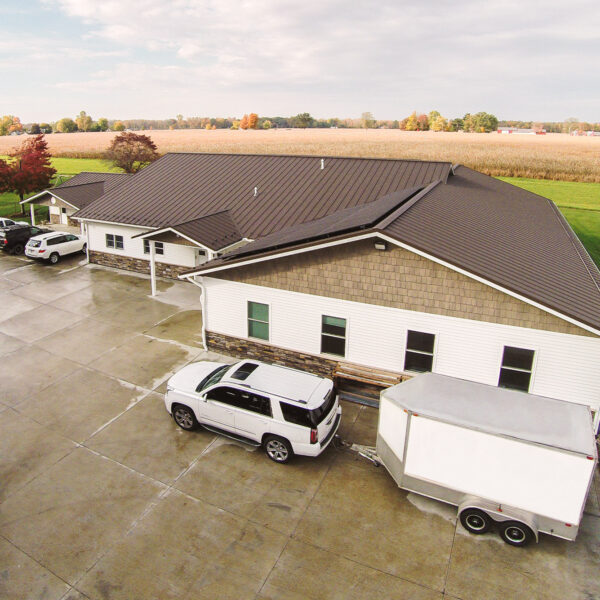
(0, 224, 52, 255)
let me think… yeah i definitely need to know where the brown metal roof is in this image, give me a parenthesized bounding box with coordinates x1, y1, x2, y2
(382, 166, 600, 331)
(223, 185, 424, 259)
(132, 211, 243, 251)
(186, 164, 600, 332)
(74, 153, 453, 235)
(52, 181, 107, 209)
(55, 171, 130, 192)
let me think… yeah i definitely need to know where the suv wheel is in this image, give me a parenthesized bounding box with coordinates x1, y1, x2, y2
(49, 252, 59, 264)
(264, 435, 293, 464)
(172, 404, 198, 431)
(12, 243, 24, 255)
(82, 243, 87, 255)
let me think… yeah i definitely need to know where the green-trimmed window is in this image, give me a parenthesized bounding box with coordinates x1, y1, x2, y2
(248, 301, 269, 340)
(321, 315, 347, 357)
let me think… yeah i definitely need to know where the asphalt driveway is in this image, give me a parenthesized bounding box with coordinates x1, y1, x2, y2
(1, 252, 599, 600)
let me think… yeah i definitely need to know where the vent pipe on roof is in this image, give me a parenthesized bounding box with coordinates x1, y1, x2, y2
(253, 186, 258, 197)
(320, 158, 325, 170)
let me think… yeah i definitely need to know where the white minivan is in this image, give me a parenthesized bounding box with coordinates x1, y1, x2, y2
(165, 360, 342, 463)
(25, 231, 86, 264)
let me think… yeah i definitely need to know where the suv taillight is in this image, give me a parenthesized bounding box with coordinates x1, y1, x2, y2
(310, 428, 318, 444)
(2, 239, 6, 245)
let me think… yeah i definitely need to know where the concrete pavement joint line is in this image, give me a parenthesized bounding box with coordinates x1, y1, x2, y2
(441, 517, 459, 596)
(0, 532, 78, 597)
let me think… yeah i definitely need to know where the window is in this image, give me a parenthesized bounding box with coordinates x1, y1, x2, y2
(280, 402, 313, 428)
(498, 346, 535, 392)
(248, 301, 269, 340)
(321, 315, 346, 357)
(106, 233, 124, 250)
(230, 362, 259, 381)
(404, 330, 435, 372)
(205, 386, 272, 417)
(47, 236, 65, 246)
(143, 239, 164, 255)
(195, 364, 229, 392)
(239, 391, 272, 417)
(65, 234, 77, 241)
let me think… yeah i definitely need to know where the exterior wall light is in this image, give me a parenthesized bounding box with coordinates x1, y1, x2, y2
(374, 241, 387, 251)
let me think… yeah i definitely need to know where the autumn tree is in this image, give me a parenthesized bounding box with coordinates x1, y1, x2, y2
(76, 111, 93, 132)
(0, 135, 56, 209)
(239, 114, 249, 130)
(416, 114, 429, 130)
(405, 112, 418, 131)
(105, 132, 159, 174)
(112, 121, 125, 132)
(248, 113, 259, 129)
(0, 115, 23, 136)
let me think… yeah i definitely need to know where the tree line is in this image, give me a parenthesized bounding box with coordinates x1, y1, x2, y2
(2, 111, 599, 136)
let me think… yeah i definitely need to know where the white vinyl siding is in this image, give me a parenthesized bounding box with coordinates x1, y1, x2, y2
(86, 222, 197, 267)
(203, 277, 600, 418)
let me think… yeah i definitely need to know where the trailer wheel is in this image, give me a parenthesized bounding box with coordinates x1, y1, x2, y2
(498, 521, 534, 547)
(459, 508, 493, 535)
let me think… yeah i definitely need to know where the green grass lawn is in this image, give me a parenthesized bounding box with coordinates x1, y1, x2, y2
(500, 177, 600, 267)
(0, 157, 122, 221)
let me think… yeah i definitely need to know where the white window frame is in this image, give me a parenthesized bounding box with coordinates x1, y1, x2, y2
(143, 239, 164, 255)
(497, 345, 537, 392)
(106, 233, 124, 250)
(403, 329, 437, 373)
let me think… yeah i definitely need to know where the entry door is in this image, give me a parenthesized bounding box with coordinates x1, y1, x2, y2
(60, 207, 68, 225)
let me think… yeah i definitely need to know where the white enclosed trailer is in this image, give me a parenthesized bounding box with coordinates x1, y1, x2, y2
(375, 373, 597, 546)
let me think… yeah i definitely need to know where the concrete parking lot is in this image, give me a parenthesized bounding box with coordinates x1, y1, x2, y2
(1, 252, 599, 600)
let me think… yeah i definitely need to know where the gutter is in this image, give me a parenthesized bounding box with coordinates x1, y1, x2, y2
(182, 275, 208, 351)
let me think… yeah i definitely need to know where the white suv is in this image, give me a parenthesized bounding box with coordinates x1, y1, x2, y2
(25, 231, 86, 264)
(165, 360, 342, 463)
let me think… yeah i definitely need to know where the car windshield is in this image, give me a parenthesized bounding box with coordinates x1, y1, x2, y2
(195, 364, 230, 393)
(29, 239, 41, 247)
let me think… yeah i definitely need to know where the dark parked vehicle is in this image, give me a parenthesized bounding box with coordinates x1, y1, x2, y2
(0, 224, 51, 255)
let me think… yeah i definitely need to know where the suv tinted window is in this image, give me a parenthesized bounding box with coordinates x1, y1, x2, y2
(47, 236, 64, 246)
(238, 391, 272, 417)
(280, 402, 312, 428)
(65, 234, 78, 241)
(206, 386, 243, 408)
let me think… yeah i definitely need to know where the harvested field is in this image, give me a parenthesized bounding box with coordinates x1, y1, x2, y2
(1, 129, 599, 182)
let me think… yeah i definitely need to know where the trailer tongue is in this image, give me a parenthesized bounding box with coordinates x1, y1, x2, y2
(350, 373, 597, 547)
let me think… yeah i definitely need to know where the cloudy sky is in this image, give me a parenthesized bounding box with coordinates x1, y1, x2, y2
(2, 0, 598, 122)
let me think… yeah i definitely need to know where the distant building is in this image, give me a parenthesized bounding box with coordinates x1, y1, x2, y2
(497, 127, 546, 135)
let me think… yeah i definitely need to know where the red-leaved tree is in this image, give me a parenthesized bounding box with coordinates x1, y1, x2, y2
(106, 132, 159, 173)
(1, 135, 56, 212)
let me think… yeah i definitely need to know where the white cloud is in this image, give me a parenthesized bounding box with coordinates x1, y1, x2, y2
(12, 0, 600, 120)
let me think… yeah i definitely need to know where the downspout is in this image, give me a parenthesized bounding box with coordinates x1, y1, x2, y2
(185, 275, 207, 351)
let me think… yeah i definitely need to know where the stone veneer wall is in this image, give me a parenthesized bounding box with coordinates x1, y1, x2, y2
(89, 250, 189, 279)
(207, 331, 338, 378)
(216, 239, 594, 337)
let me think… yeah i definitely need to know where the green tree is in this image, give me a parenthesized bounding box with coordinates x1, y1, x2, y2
(292, 113, 314, 128)
(473, 112, 498, 132)
(39, 123, 52, 134)
(112, 121, 125, 132)
(391, 120, 400, 129)
(55, 117, 78, 133)
(361, 112, 375, 129)
(261, 119, 272, 129)
(29, 123, 41, 134)
(75, 110, 93, 132)
(97, 117, 109, 132)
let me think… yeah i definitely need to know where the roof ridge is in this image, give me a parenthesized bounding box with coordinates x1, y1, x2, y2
(376, 181, 441, 229)
(162, 151, 454, 166)
(53, 180, 106, 191)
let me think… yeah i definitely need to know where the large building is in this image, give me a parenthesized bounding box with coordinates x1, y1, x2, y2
(49, 153, 600, 428)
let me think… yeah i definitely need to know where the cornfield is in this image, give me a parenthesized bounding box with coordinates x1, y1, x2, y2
(1, 129, 599, 182)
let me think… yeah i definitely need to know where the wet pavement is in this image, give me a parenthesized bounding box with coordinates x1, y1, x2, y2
(1, 252, 599, 600)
